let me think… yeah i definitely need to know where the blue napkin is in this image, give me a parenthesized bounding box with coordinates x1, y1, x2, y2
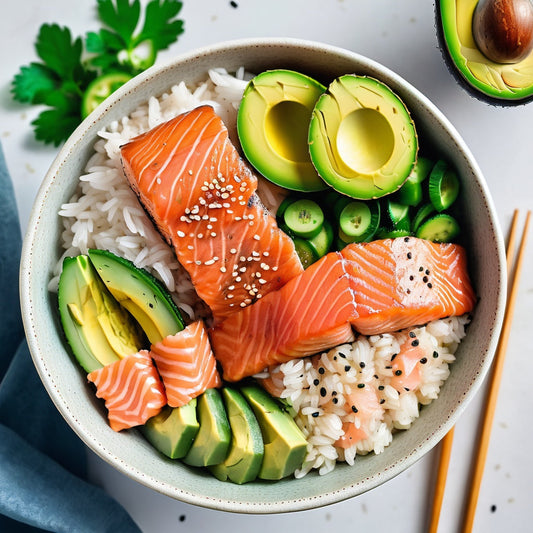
(0, 143, 142, 533)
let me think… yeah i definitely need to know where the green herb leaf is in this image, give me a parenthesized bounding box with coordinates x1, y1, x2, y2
(137, 0, 184, 51)
(96, 0, 141, 46)
(12, 63, 59, 104)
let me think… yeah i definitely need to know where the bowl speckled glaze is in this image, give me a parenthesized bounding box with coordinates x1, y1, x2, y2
(20, 38, 506, 513)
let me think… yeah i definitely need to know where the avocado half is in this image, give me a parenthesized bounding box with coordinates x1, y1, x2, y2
(437, 0, 533, 104)
(308, 75, 418, 200)
(237, 69, 327, 192)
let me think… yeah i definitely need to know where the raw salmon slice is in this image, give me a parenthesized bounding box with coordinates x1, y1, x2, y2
(341, 237, 476, 335)
(87, 350, 166, 432)
(150, 320, 221, 407)
(121, 105, 303, 322)
(210, 252, 358, 382)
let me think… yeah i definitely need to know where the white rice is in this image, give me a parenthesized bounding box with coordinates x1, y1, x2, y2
(272, 315, 470, 477)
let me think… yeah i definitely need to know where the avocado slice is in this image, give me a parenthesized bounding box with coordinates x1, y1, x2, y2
(87, 249, 184, 344)
(141, 400, 200, 459)
(240, 385, 307, 480)
(210, 388, 264, 484)
(237, 69, 327, 192)
(183, 389, 231, 467)
(437, 0, 533, 103)
(58, 255, 145, 373)
(309, 75, 418, 200)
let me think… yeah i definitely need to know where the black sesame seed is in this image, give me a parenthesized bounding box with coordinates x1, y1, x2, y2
(344, 365, 351, 372)
(409, 331, 416, 338)
(332, 397, 339, 404)
(380, 399, 385, 404)
(433, 351, 439, 358)
(351, 405, 358, 413)
(333, 356, 337, 361)
(490, 504, 497, 513)
(313, 378, 320, 386)
(395, 370, 403, 376)
(339, 352, 347, 359)
(385, 365, 392, 369)
(332, 390, 338, 396)
(425, 269, 430, 275)
(374, 374, 379, 379)
(404, 387, 410, 392)
(423, 276, 428, 283)
(411, 339, 420, 347)
(378, 385, 385, 390)
(318, 367, 325, 375)
(312, 411, 320, 418)
(391, 353, 397, 361)
(179, 515, 186, 522)
(427, 282, 433, 289)
(420, 357, 428, 364)
(406, 289, 411, 294)
(404, 237, 410, 242)
(409, 275, 414, 281)
(407, 252, 412, 259)
(357, 383, 365, 388)
(320, 387, 327, 397)
(419, 266, 424, 272)
(360, 362, 366, 368)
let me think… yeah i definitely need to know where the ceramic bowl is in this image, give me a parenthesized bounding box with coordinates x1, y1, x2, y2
(20, 38, 506, 513)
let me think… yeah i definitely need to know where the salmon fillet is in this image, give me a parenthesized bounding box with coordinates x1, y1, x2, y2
(150, 320, 221, 407)
(341, 237, 476, 335)
(121, 105, 303, 322)
(87, 350, 166, 432)
(210, 252, 358, 382)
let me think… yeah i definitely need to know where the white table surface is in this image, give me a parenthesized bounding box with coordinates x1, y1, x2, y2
(1, 1, 532, 532)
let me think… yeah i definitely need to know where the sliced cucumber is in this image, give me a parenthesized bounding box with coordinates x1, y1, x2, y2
(415, 213, 460, 243)
(428, 160, 460, 212)
(338, 200, 381, 243)
(412, 202, 436, 233)
(307, 220, 334, 258)
(276, 195, 298, 220)
(377, 228, 412, 239)
(283, 199, 324, 239)
(408, 156, 433, 183)
(397, 179, 423, 207)
(386, 199, 411, 231)
(293, 237, 319, 268)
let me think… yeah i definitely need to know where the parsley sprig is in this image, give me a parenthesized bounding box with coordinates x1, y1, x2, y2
(12, 0, 184, 146)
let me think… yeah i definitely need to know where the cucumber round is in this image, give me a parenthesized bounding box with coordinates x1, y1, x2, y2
(386, 199, 411, 230)
(293, 237, 319, 268)
(415, 213, 460, 242)
(428, 160, 460, 212)
(396, 178, 423, 207)
(283, 199, 324, 239)
(412, 202, 436, 233)
(338, 200, 381, 243)
(307, 220, 334, 258)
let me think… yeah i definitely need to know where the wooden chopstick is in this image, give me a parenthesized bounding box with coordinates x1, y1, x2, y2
(461, 209, 531, 532)
(427, 209, 530, 533)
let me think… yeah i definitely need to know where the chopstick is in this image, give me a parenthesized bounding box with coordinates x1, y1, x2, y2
(461, 209, 531, 532)
(427, 209, 531, 533)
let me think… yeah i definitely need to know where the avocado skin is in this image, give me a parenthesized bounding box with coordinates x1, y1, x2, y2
(209, 388, 264, 484)
(435, 0, 533, 105)
(141, 400, 199, 459)
(58, 255, 145, 373)
(183, 389, 231, 467)
(240, 385, 307, 480)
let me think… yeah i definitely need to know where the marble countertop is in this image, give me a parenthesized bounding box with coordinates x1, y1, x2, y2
(1, 1, 532, 531)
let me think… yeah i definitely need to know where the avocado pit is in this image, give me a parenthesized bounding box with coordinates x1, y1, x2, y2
(472, 0, 533, 64)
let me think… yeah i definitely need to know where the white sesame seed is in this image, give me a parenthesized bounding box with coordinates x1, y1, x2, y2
(256, 272, 262, 278)
(249, 220, 254, 225)
(235, 276, 242, 282)
(220, 267, 227, 273)
(204, 259, 215, 266)
(240, 302, 247, 307)
(187, 245, 194, 250)
(272, 266, 278, 271)
(263, 251, 270, 256)
(198, 233, 203, 238)
(230, 248, 237, 254)
(210, 217, 217, 222)
(188, 169, 193, 175)
(195, 260, 202, 265)
(244, 298, 252, 304)
(156, 177, 161, 184)
(228, 285, 235, 290)
(207, 224, 213, 230)
(258, 278, 267, 284)
(239, 266, 247, 273)
(227, 294, 234, 299)
(185, 208, 190, 214)
(211, 232, 217, 237)
(256, 294, 262, 299)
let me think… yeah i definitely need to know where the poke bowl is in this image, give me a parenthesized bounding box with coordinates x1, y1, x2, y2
(20, 38, 506, 513)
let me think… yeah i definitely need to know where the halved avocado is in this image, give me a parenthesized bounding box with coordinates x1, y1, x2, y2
(237, 69, 327, 192)
(308, 75, 418, 200)
(58, 255, 145, 373)
(437, 0, 533, 103)
(87, 249, 184, 344)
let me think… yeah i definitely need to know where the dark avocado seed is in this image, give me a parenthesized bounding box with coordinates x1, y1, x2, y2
(473, 0, 533, 64)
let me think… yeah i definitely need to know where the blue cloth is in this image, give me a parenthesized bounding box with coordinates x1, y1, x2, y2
(0, 144, 141, 533)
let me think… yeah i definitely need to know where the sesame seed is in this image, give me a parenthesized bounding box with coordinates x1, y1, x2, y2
(318, 367, 325, 375)
(407, 252, 412, 259)
(177, 230, 185, 237)
(433, 351, 439, 358)
(230, 248, 237, 254)
(197, 233, 203, 238)
(411, 339, 419, 347)
(239, 267, 246, 273)
(378, 385, 385, 391)
(195, 260, 202, 265)
(220, 267, 227, 273)
(357, 383, 365, 388)
(187, 245, 194, 250)
(211, 232, 217, 237)
(344, 365, 351, 372)
(258, 278, 267, 284)
(380, 399, 385, 404)
(253, 234, 260, 241)
(312, 411, 320, 418)
(263, 251, 269, 256)
(235, 276, 242, 282)
(351, 405, 358, 413)
(320, 387, 327, 397)
(227, 294, 234, 299)
(395, 370, 402, 376)
(420, 357, 428, 364)
(204, 259, 215, 266)
(359, 362, 366, 368)
(240, 302, 247, 307)
(409, 331, 416, 338)
(313, 378, 320, 386)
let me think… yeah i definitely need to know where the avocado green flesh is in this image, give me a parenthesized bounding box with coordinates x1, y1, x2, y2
(238, 69, 327, 192)
(87, 249, 184, 344)
(183, 389, 231, 467)
(439, 0, 533, 100)
(141, 401, 199, 459)
(58, 256, 144, 373)
(309, 75, 417, 200)
(210, 388, 264, 484)
(241, 385, 307, 480)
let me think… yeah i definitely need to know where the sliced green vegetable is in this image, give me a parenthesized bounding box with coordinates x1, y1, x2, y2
(396, 179, 423, 207)
(428, 160, 460, 212)
(386, 199, 411, 231)
(81, 71, 132, 118)
(307, 220, 334, 258)
(293, 237, 319, 268)
(412, 202, 436, 233)
(283, 199, 324, 239)
(407, 156, 433, 183)
(338, 200, 381, 243)
(415, 213, 460, 242)
(377, 228, 412, 239)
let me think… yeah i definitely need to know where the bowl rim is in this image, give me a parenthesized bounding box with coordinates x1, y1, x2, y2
(20, 37, 507, 513)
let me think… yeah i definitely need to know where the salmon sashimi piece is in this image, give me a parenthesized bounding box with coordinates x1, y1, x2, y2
(150, 320, 221, 407)
(121, 105, 303, 322)
(341, 237, 476, 335)
(87, 350, 166, 432)
(210, 252, 358, 382)
(172, 196, 303, 322)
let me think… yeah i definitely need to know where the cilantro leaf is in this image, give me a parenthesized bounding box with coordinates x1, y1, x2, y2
(96, 0, 141, 46)
(12, 63, 58, 104)
(137, 0, 184, 51)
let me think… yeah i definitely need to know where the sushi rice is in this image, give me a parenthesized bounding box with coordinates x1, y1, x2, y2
(51, 68, 471, 477)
